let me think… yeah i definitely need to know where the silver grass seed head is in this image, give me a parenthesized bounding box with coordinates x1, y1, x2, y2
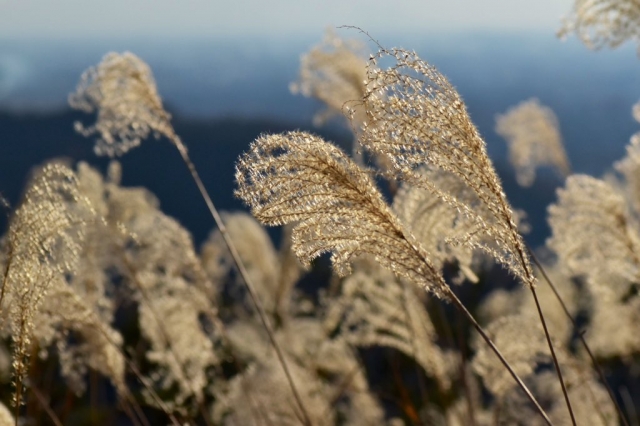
(615, 99, 640, 213)
(495, 98, 570, 187)
(361, 48, 535, 286)
(290, 29, 368, 129)
(547, 174, 640, 297)
(70, 51, 173, 157)
(5, 163, 96, 403)
(558, 0, 640, 50)
(235, 130, 449, 298)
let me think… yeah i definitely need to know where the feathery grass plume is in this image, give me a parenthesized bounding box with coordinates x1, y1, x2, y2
(290, 29, 368, 129)
(324, 259, 453, 389)
(495, 98, 571, 187)
(235, 130, 447, 298)
(393, 169, 482, 283)
(86, 161, 227, 420)
(615, 100, 640, 213)
(2, 162, 128, 398)
(547, 174, 640, 295)
(544, 167, 637, 424)
(0, 164, 91, 409)
(311, 339, 386, 426)
(201, 212, 301, 318)
(213, 357, 331, 426)
(558, 0, 640, 50)
(123, 209, 219, 411)
(471, 314, 568, 399)
(71, 52, 312, 424)
(361, 48, 575, 424)
(361, 48, 534, 287)
(291, 29, 374, 168)
(217, 313, 385, 426)
(548, 174, 640, 357)
(491, 363, 617, 426)
(473, 274, 600, 422)
(69, 52, 172, 157)
(41, 162, 128, 394)
(36, 285, 126, 395)
(70, 161, 220, 411)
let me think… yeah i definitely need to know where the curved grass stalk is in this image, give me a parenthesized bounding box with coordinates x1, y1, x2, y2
(528, 245, 630, 426)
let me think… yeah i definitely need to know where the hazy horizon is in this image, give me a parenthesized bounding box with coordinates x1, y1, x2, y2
(1, 0, 573, 39)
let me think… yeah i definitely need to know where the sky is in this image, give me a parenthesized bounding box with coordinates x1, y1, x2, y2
(0, 0, 574, 39)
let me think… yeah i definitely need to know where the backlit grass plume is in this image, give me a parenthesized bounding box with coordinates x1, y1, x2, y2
(614, 100, 640, 213)
(0, 164, 92, 410)
(290, 29, 368, 129)
(69, 52, 174, 157)
(496, 98, 571, 187)
(393, 169, 482, 283)
(361, 48, 534, 287)
(559, 0, 640, 50)
(324, 260, 453, 389)
(548, 174, 640, 292)
(235, 131, 446, 297)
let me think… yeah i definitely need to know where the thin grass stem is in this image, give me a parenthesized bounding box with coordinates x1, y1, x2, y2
(530, 286, 576, 426)
(443, 286, 554, 426)
(167, 132, 313, 426)
(29, 385, 63, 426)
(528, 246, 630, 426)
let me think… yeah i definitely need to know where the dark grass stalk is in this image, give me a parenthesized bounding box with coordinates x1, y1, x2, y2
(58, 389, 75, 425)
(456, 309, 477, 426)
(388, 352, 423, 426)
(529, 286, 576, 426)
(508, 226, 576, 425)
(620, 387, 638, 426)
(25, 345, 41, 424)
(119, 396, 145, 426)
(527, 246, 630, 426)
(123, 354, 181, 426)
(433, 301, 474, 419)
(90, 370, 98, 426)
(398, 280, 430, 408)
(122, 257, 213, 426)
(442, 286, 554, 426)
(30, 385, 63, 426)
(165, 132, 313, 426)
(122, 391, 152, 426)
(39, 351, 58, 426)
(75, 306, 179, 426)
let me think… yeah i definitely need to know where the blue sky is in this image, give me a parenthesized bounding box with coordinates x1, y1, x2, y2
(0, 0, 573, 39)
